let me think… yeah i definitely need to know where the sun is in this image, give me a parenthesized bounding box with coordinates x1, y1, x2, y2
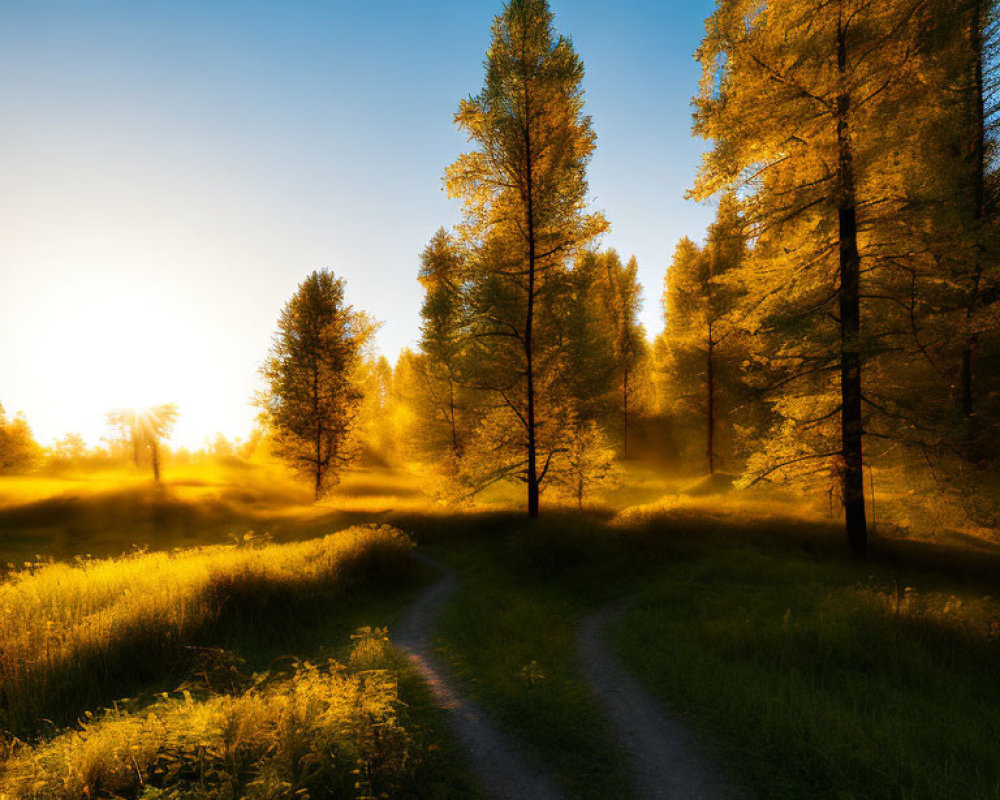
(23, 291, 256, 450)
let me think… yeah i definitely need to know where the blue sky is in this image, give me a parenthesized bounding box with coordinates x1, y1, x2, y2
(0, 0, 717, 446)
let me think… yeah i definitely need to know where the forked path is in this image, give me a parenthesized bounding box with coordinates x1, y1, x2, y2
(579, 603, 732, 800)
(395, 551, 566, 800)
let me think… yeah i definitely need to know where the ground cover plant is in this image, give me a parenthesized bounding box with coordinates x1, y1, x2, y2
(0, 524, 413, 737)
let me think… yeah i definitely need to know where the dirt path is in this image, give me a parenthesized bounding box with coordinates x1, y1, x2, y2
(578, 603, 732, 800)
(395, 551, 567, 800)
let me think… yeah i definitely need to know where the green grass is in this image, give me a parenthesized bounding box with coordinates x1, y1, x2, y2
(397, 512, 636, 800)
(611, 546, 1000, 800)
(395, 506, 1000, 800)
(4, 465, 998, 799)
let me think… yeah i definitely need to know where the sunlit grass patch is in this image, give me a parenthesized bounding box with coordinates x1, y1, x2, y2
(0, 525, 412, 738)
(1, 644, 410, 800)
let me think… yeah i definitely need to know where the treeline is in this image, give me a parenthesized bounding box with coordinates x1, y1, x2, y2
(391, 0, 1000, 554)
(3, 0, 996, 557)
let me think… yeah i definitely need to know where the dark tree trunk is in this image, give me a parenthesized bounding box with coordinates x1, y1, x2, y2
(622, 368, 629, 458)
(313, 362, 323, 501)
(151, 439, 161, 483)
(449, 379, 459, 453)
(707, 321, 716, 475)
(837, 11, 868, 557)
(524, 89, 539, 519)
(961, 0, 986, 440)
(706, 250, 717, 475)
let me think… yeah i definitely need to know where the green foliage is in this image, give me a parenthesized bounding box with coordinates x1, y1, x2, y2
(258, 270, 378, 499)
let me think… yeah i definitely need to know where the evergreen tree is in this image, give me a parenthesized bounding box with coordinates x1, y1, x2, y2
(594, 252, 647, 457)
(659, 196, 754, 474)
(445, 0, 607, 517)
(415, 229, 471, 457)
(692, 0, 927, 555)
(258, 270, 376, 499)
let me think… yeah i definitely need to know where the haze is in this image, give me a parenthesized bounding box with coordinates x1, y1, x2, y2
(0, 0, 714, 448)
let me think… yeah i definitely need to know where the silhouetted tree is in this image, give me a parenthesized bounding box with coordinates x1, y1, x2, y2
(106, 404, 179, 482)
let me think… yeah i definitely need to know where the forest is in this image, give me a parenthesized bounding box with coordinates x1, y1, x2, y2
(0, 0, 998, 799)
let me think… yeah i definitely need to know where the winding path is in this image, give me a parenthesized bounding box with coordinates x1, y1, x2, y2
(395, 551, 566, 800)
(578, 602, 732, 800)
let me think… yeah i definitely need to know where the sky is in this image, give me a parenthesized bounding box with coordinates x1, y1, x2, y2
(0, 0, 717, 449)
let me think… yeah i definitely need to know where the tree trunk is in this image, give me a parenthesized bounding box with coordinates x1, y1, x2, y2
(524, 87, 540, 519)
(706, 250, 716, 475)
(707, 322, 716, 476)
(961, 0, 986, 441)
(151, 439, 161, 483)
(837, 11, 868, 557)
(622, 368, 629, 458)
(449, 379, 459, 454)
(313, 362, 323, 501)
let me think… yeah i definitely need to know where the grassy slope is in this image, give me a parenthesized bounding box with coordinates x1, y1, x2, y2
(0, 464, 423, 565)
(3, 465, 998, 799)
(0, 531, 482, 800)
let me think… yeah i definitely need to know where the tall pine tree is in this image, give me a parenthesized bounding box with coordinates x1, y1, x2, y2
(445, 0, 607, 517)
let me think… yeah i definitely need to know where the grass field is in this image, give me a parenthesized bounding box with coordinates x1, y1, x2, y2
(1, 465, 998, 799)
(0, 513, 482, 800)
(394, 504, 1000, 800)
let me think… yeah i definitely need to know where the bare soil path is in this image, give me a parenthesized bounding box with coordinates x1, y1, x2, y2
(578, 602, 733, 800)
(395, 551, 567, 800)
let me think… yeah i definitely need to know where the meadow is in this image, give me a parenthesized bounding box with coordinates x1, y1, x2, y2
(0, 463, 998, 799)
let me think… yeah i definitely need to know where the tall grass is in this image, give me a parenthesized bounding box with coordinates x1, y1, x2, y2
(0, 643, 411, 800)
(0, 525, 412, 738)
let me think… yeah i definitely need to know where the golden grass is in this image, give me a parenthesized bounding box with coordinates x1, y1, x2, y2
(0, 651, 409, 800)
(0, 525, 413, 737)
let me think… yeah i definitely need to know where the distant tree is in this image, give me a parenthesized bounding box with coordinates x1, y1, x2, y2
(551, 417, 620, 509)
(356, 354, 397, 464)
(415, 229, 471, 457)
(106, 404, 179, 482)
(597, 252, 647, 457)
(258, 270, 377, 499)
(51, 432, 89, 464)
(562, 253, 618, 421)
(659, 196, 752, 474)
(209, 433, 235, 459)
(445, 0, 607, 517)
(0, 405, 41, 473)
